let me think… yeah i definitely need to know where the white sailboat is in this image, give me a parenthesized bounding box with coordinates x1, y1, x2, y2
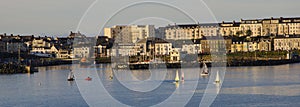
(201, 62, 209, 76)
(215, 71, 221, 83)
(175, 70, 180, 82)
(67, 71, 75, 81)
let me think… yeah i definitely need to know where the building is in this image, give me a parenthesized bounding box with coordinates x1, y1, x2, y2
(170, 48, 180, 62)
(243, 41, 259, 52)
(199, 23, 220, 37)
(104, 25, 155, 43)
(110, 43, 138, 57)
(220, 21, 240, 36)
(258, 39, 272, 51)
(278, 17, 300, 35)
(201, 36, 232, 53)
(32, 37, 52, 48)
(30, 45, 59, 58)
(154, 40, 172, 56)
(231, 41, 244, 53)
(239, 19, 262, 37)
(0, 41, 6, 52)
(165, 24, 200, 40)
(273, 36, 300, 51)
(94, 44, 107, 58)
(165, 23, 219, 40)
(73, 45, 92, 58)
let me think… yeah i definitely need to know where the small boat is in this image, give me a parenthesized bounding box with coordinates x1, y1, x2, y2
(175, 70, 180, 82)
(201, 62, 209, 76)
(85, 77, 92, 81)
(80, 57, 92, 65)
(67, 71, 75, 81)
(215, 71, 221, 83)
(116, 64, 128, 69)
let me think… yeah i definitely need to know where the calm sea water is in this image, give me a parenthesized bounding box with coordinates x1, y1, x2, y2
(1, 63, 300, 107)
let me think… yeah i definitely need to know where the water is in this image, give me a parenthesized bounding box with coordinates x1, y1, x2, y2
(0, 63, 300, 107)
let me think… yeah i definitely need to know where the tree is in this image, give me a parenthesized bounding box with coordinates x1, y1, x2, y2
(246, 30, 252, 36)
(236, 31, 243, 37)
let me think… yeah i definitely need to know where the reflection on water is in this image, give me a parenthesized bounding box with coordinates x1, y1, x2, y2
(1, 63, 300, 106)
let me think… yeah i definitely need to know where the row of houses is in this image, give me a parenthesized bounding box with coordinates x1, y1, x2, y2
(0, 32, 100, 59)
(162, 17, 300, 40)
(1, 32, 300, 62)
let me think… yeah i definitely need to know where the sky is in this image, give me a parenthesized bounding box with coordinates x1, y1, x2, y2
(0, 0, 300, 37)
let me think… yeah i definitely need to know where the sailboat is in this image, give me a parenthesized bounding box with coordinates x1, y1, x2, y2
(201, 62, 209, 76)
(215, 71, 221, 83)
(175, 70, 180, 82)
(67, 71, 75, 81)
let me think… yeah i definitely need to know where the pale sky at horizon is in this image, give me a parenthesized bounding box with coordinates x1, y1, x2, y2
(1, 0, 300, 37)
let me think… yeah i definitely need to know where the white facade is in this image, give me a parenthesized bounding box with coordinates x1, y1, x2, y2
(30, 45, 59, 58)
(104, 25, 155, 43)
(155, 42, 172, 55)
(165, 24, 219, 40)
(110, 43, 139, 57)
(73, 46, 92, 58)
(274, 37, 300, 51)
(32, 38, 51, 48)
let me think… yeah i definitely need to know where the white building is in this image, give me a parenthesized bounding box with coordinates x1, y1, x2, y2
(30, 45, 58, 58)
(110, 43, 139, 57)
(165, 23, 220, 40)
(104, 25, 155, 43)
(274, 36, 300, 51)
(73, 46, 92, 58)
(155, 41, 172, 55)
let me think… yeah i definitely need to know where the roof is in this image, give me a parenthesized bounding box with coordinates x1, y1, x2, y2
(202, 36, 232, 40)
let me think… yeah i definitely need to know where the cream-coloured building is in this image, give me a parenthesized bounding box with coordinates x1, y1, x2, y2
(73, 46, 92, 58)
(231, 41, 244, 53)
(32, 38, 52, 48)
(278, 17, 300, 35)
(104, 25, 155, 43)
(155, 42, 172, 55)
(243, 42, 259, 52)
(199, 23, 220, 37)
(258, 39, 272, 51)
(274, 36, 300, 51)
(239, 19, 262, 37)
(170, 48, 180, 62)
(262, 18, 280, 36)
(165, 23, 219, 40)
(220, 21, 240, 36)
(110, 43, 138, 57)
(165, 24, 199, 40)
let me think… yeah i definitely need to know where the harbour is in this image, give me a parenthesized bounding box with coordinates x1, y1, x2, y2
(1, 63, 300, 106)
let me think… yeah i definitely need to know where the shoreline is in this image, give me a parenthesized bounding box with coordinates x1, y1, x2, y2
(1, 58, 300, 74)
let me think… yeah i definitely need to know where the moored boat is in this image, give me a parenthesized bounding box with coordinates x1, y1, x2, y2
(201, 62, 209, 76)
(175, 70, 180, 82)
(85, 77, 92, 81)
(67, 71, 75, 81)
(80, 57, 92, 65)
